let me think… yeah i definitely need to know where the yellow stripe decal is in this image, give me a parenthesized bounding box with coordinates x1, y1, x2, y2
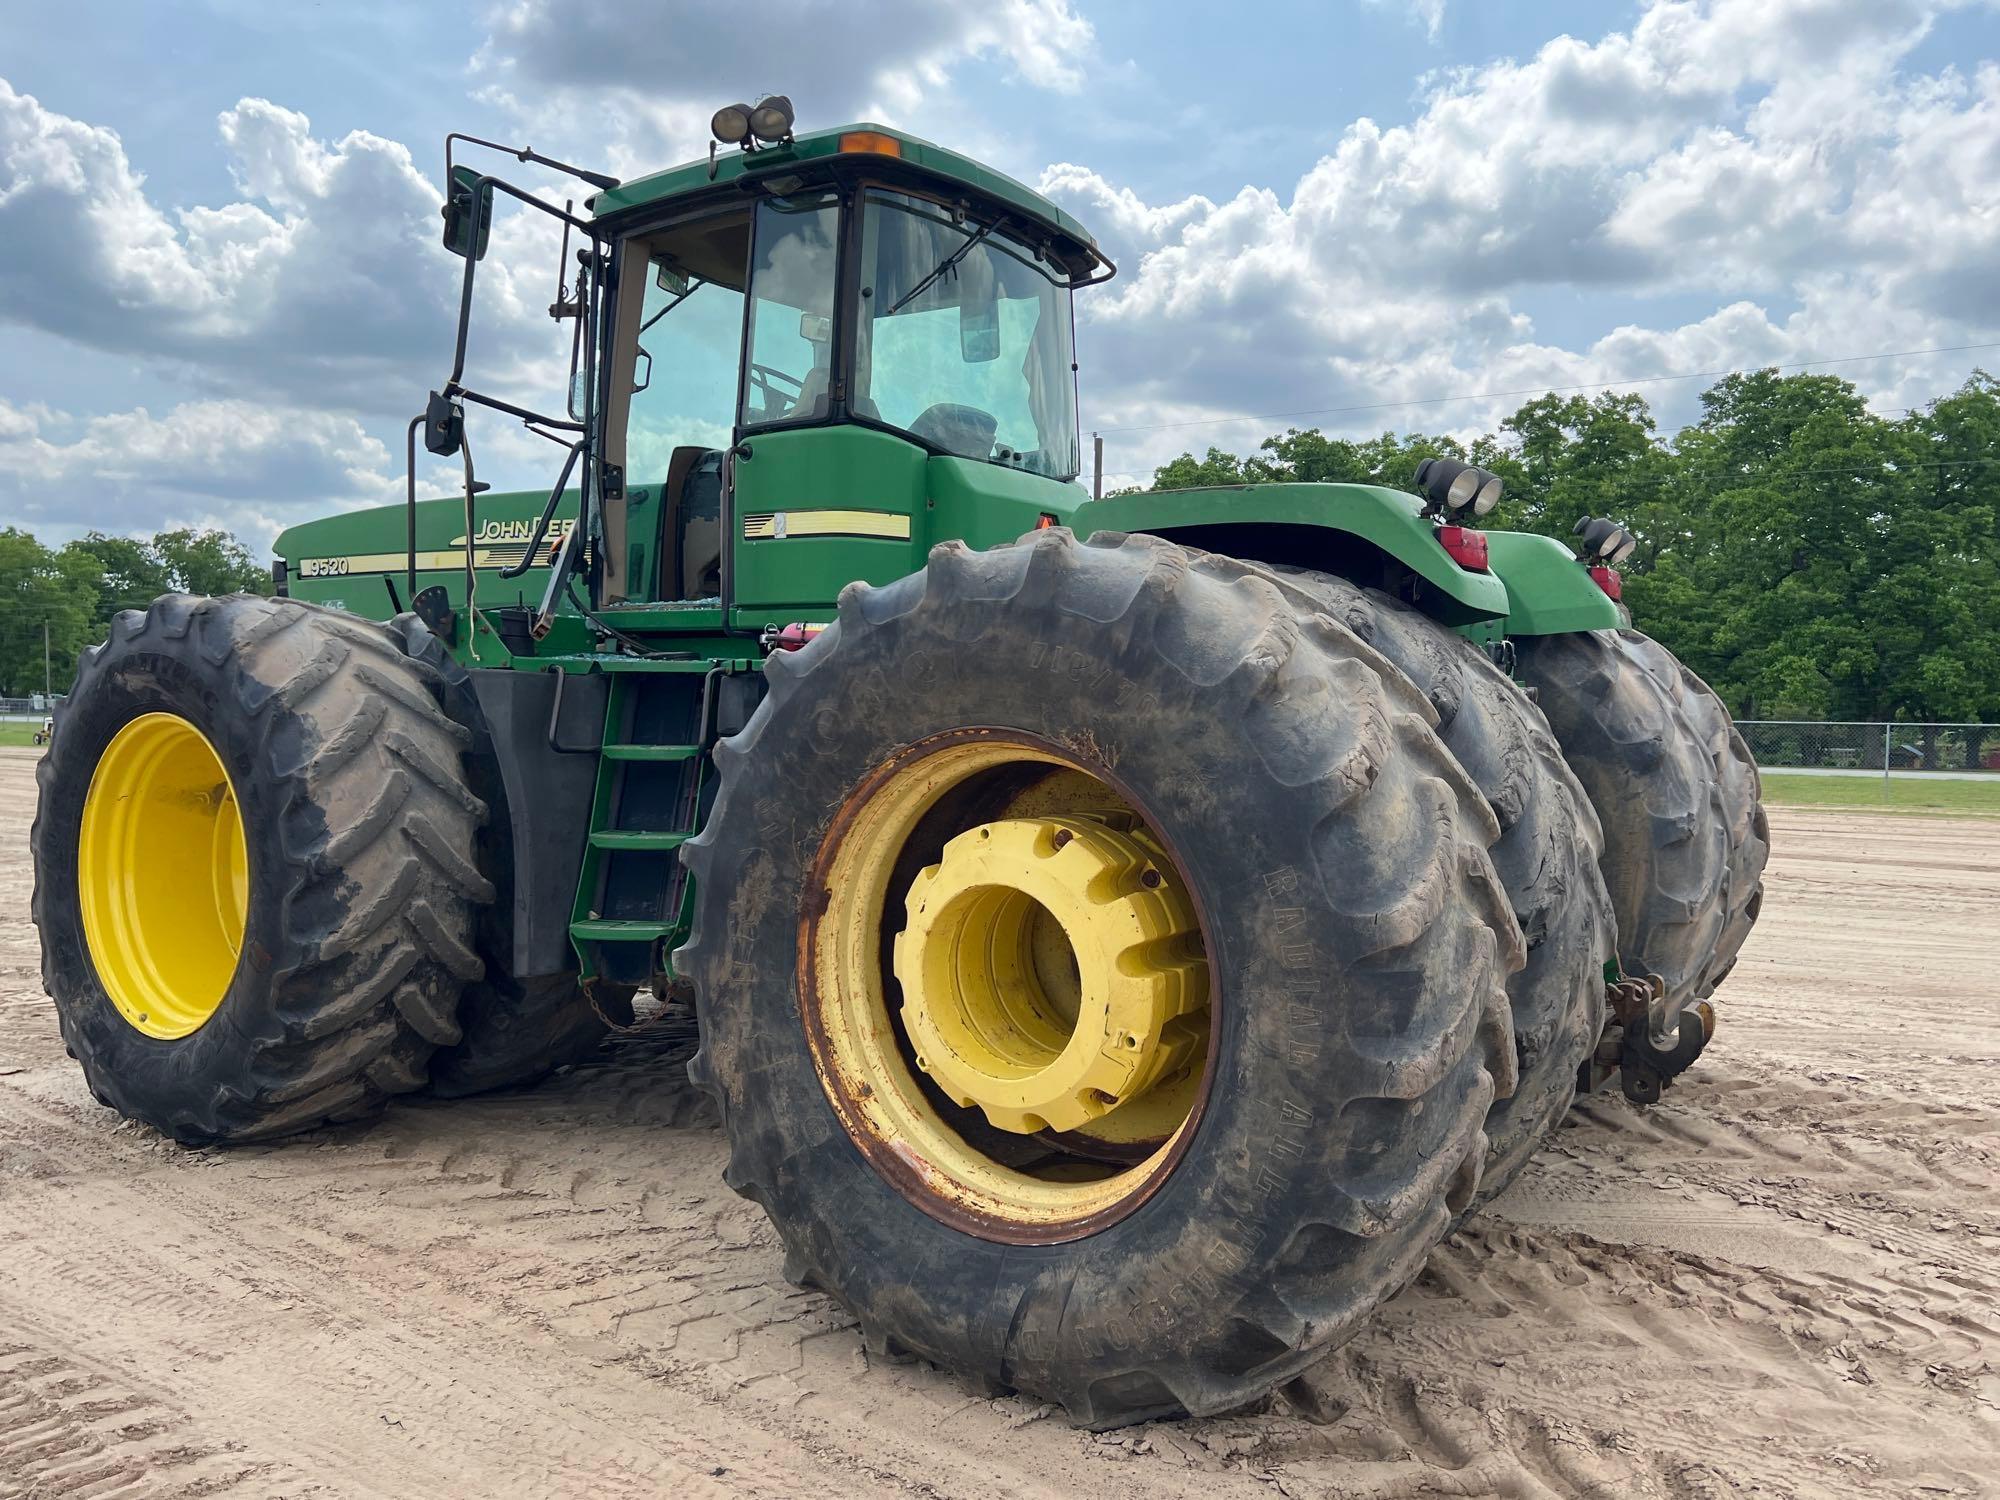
(742, 509, 912, 541)
(292, 545, 558, 578)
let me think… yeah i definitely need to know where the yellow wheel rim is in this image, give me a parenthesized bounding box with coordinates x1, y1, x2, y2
(77, 712, 249, 1039)
(804, 734, 1214, 1242)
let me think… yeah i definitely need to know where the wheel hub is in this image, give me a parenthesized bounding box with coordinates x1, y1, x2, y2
(894, 815, 1207, 1135)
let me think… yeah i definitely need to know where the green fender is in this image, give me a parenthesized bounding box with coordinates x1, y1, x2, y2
(1072, 483, 1509, 626)
(1481, 530, 1624, 635)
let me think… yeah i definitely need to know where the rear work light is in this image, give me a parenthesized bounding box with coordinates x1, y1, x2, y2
(1435, 524, 1489, 572)
(1588, 565, 1623, 601)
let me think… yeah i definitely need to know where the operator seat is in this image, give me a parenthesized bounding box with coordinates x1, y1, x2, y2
(661, 445, 725, 599)
(909, 403, 997, 460)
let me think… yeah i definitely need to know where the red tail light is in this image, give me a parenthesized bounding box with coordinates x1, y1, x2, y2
(1588, 565, 1623, 601)
(1435, 524, 1489, 572)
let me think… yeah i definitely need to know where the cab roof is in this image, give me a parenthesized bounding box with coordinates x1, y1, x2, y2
(589, 123, 1107, 276)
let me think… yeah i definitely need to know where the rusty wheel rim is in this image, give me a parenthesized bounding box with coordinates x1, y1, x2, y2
(799, 730, 1220, 1244)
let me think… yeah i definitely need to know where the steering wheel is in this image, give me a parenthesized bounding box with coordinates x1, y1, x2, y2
(747, 362, 806, 420)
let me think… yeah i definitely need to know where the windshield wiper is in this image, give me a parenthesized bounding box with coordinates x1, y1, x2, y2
(888, 221, 996, 315)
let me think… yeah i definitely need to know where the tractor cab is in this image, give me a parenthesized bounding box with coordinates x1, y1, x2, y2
(424, 111, 1111, 637)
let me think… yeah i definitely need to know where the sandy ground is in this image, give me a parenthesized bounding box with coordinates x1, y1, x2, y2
(0, 741, 1994, 1499)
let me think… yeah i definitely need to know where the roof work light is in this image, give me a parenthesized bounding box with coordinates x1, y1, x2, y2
(1574, 516, 1639, 565)
(749, 95, 796, 143)
(1413, 458, 1504, 517)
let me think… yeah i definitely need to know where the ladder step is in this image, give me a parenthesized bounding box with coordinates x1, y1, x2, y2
(602, 743, 702, 762)
(589, 829, 692, 851)
(570, 919, 674, 942)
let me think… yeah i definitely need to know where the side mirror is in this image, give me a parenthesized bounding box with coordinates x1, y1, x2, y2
(441, 165, 493, 261)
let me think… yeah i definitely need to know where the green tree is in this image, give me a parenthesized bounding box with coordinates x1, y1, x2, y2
(1130, 369, 2000, 734)
(150, 528, 271, 598)
(1146, 446, 1257, 491)
(59, 527, 271, 640)
(64, 532, 172, 620)
(0, 529, 102, 697)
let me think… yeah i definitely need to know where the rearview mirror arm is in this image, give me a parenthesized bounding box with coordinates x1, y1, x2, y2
(445, 132, 619, 194)
(404, 415, 425, 602)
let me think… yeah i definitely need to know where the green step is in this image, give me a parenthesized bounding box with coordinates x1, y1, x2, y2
(570, 918, 675, 942)
(588, 829, 692, 851)
(602, 743, 702, 762)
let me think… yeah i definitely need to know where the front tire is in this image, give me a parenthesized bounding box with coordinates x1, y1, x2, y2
(32, 594, 492, 1143)
(680, 530, 1523, 1426)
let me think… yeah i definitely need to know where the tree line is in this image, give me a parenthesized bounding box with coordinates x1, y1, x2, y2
(1141, 370, 2000, 730)
(0, 528, 269, 698)
(6, 369, 1996, 727)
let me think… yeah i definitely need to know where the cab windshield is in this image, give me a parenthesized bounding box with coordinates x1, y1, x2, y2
(853, 190, 1079, 481)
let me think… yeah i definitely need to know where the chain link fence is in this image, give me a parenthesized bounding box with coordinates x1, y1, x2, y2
(0, 695, 59, 723)
(1736, 721, 2000, 775)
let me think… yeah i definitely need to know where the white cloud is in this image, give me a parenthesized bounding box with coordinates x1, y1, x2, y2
(1366, 0, 1448, 41)
(0, 397, 399, 552)
(474, 0, 1096, 175)
(1043, 0, 2000, 476)
(6, 0, 1997, 547)
(0, 81, 478, 412)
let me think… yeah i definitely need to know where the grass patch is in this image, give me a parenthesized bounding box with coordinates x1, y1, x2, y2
(0, 722, 46, 748)
(1760, 771, 2000, 816)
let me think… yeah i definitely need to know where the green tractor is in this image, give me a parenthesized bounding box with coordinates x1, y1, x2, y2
(32, 101, 1767, 1426)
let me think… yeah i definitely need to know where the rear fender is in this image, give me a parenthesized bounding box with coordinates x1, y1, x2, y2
(1072, 482, 1508, 626)
(1482, 530, 1625, 635)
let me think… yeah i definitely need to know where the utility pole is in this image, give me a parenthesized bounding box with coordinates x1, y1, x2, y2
(43, 621, 50, 698)
(1092, 432, 1103, 500)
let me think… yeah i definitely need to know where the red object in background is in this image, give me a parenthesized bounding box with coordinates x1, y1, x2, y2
(765, 622, 824, 652)
(1588, 565, 1623, 601)
(1434, 525, 1489, 571)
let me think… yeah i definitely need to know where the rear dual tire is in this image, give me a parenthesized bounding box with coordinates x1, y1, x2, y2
(1271, 569, 1615, 1206)
(1613, 632, 1769, 997)
(1516, 629, 1768, 1017)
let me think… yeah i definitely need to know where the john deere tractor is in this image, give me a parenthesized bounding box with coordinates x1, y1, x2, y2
(32, 100, 1766, 1426)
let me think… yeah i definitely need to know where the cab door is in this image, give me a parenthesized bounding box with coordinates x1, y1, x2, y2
(728, 427, 926, 614)
(725, 190, 925, 614)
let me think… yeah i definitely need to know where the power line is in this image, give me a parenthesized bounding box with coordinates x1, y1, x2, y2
(1419, 454, 1991, 490)
(1087, 340, 2000, 437)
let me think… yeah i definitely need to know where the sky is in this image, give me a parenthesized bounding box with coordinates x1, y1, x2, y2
(2, 0, 1998, 552)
